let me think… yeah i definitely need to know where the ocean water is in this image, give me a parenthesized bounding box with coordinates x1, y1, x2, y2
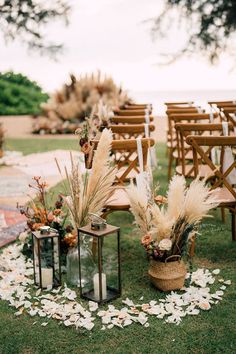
(130, 90, 236, 115)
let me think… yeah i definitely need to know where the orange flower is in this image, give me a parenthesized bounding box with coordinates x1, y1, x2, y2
(64, 232, 77, 248)
(53, 208, 62, 216)
(32, 223, 44, 230)
(154, 195, 167, 205)
(141, 234, 152, 246)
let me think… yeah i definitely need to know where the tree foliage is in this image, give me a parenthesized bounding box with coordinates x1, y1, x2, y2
(0, 71, 48, 115)
(152, 0, 236, 62)
(0, 0, 71, 57)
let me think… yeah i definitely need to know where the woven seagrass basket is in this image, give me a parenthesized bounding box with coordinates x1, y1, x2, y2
(148, 255, 187, 292)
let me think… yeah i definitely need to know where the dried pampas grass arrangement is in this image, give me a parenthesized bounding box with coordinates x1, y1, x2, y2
(127, 175, 219, 261)
(56, 128, 117, 229)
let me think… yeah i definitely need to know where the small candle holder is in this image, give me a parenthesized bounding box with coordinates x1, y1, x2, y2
(32, 227, 61, 289)
(77, 223, 121, 304)
(89, 213, 107, 231)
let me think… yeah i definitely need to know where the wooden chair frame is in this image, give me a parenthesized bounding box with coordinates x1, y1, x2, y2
(186, 135, 236, 241)
(115, 109, 149, 116)
(167, 113, 218, 179)
(110, 138, 155, 185)
(111, 116, 154, 124)
(175, 122, 234, 178)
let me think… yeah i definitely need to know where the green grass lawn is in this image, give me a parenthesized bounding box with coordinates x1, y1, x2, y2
(0, 138, 236, 354)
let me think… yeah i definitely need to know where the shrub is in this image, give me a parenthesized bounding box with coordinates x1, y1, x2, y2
(0, 71, 48, 115)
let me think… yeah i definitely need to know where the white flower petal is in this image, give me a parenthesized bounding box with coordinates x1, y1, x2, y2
(212, 269, 220, 275)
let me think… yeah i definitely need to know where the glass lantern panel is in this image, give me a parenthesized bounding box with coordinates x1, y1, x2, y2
(53, 237, 61, 286)
(79, 233, 98, 300)
(33, 236, 40, 285)
(39, 237, 54, 288)
(101, 232, 119, 300)
(67, 247, 80, 287)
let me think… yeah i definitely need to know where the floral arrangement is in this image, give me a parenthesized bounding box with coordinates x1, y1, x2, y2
(0, 123, 4, 158)
(57, 128, 117, 229)
(96, 100, 114, 128)
(127, 175, 219, 262)
(17, 176, 76, 259)
(32, 72, 131, 134)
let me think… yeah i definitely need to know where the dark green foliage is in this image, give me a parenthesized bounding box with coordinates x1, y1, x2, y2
(0, 0, 70, 56)
(152, 0, 236, 62)
(0, 71, 48, 115)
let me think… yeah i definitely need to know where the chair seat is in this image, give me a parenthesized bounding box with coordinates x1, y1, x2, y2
(173, 150, 193, 160)
(175, 164, 213, 178)
(211, 187, 236, 207)
(104, 187, 130, 210)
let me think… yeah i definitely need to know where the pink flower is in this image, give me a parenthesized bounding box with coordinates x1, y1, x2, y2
(141, 234, 152, 246)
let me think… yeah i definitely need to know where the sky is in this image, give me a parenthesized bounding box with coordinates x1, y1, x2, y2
(0, 0, 236, 93)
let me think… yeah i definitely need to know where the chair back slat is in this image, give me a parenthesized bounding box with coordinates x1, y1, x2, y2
(186, 135, 236, 199)
(111, 116, 154, 124)
(115, 109, 147, 116)
(110, 124, 155, 140)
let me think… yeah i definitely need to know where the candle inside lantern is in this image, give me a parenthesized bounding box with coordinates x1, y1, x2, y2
(41, 268, 53, 288)
(93, 273, 107, 301)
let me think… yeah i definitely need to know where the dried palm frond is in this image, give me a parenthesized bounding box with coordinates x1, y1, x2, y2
(126, 183, 152, 234)
(166, 175, 186, 221)
(57, 129, 117, 229)
(149, 204, 173, 241)
(86, 128, 114, 196)
(181, 177, 219, 225)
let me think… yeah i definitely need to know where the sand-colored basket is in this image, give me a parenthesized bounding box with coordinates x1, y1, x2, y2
(148, 255, 187, 292)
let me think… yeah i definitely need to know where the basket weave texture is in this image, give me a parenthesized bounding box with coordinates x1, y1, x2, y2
(148, 259, 187, 291)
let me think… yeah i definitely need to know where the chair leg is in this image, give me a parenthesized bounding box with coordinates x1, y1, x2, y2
(231, 212, 236, 241)
(221, 207, 226, 223)
(168, 148, 173, 180)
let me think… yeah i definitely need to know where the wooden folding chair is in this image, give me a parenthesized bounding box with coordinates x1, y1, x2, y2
(208, 101, 236, 115)
(166, 106, 201, 163)
(175, 122, 234, 178)
(101, 138, 155, 216)
(186, 135, 236, 241)
(167, 112, 218, 180)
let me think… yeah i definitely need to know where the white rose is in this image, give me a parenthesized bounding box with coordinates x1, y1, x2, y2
(18, 231, 29, 243)
(158, 238, 172, 251)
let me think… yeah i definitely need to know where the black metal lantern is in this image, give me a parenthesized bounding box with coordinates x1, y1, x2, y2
(32, 226, 61, 289)
(77, 223, 121, 304)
